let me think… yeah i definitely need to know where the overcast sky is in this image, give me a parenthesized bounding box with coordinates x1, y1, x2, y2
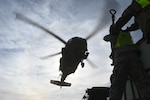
(0, 0, 143, 100)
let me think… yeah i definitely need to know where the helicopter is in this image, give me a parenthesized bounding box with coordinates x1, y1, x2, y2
(16, 13, 101, 87)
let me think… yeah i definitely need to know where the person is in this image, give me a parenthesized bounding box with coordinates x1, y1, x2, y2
(114, 0, 150, 43)
(104, 25, 150, 100)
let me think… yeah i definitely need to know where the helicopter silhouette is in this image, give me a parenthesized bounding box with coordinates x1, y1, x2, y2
(16, 13, 101, 87)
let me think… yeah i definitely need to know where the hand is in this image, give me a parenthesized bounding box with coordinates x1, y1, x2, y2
(110, 24, 119, 35)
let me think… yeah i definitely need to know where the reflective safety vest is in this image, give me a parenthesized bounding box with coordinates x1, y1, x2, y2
(115, 31, 134, 48)
(135, 0, 150, 8)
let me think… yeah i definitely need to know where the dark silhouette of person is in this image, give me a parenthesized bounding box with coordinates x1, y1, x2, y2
(114, 0, 150, 43)
(104, 25, 150, 100)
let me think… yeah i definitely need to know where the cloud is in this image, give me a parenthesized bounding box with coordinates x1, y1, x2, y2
(0, 0, 134, 100)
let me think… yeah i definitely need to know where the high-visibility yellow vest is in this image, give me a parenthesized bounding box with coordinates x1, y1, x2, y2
(135, 0, 150, 8)
(115, 31, 134, 48)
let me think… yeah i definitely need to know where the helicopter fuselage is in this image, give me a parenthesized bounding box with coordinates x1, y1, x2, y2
(59, 37, 89, 82)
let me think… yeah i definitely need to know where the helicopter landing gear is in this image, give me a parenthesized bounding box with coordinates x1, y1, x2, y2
(81, 62, 85, 68)
(81, 60, 85, 68)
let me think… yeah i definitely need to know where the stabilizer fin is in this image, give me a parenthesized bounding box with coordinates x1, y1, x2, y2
(50, 80, 71, 87)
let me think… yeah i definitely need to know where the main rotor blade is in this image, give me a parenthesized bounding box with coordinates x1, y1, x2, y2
(16, 13, 67, 44)
(85, 8, 115, 40)
(86, 58, 98, 68)
(85, 20, 102, 41)
(40, 52, 61, 59)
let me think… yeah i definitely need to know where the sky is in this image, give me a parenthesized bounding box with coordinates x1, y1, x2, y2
(0, 0, 143, 100)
